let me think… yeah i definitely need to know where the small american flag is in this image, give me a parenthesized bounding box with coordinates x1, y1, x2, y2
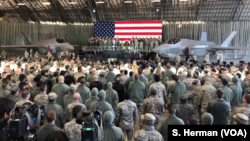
(94, 21, 162, 41)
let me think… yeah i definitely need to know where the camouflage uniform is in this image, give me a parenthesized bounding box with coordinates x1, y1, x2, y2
(9, 95, 21, 103)
(175, 95, 195, 125)
(131, 125, 164, 141)
(143, 89, 165, 128)
(30, 86, 41, 102)
(197, 82, 216, 115)
(34, 92, 49, 106)
(64, 101, 87, 123)
(193, 83, 202, 120)
(120, 75, 130, 86)
(115, 100, 138, 140)
(0, 87, 11, 98)
(230, 104, 250, 125)
(99, 76, 108, 90)
(148, 82, 167, 104)
(64, 119, 83, 141)
(166, 80, 175, 104)
(182, 78, 194, 105)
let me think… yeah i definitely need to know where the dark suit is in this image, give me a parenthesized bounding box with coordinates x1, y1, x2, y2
(70, 54, 76, 60)
(93, 51, 97, 56)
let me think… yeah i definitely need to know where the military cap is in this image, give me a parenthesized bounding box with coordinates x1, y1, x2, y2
(211, 69, 216, 72)
(178, 71, 183, 75)
(192, 79, 199, 84)
(205, 77, 211, 82)
(179, 94, 187, 101)
(204, 70, 209, 73)
(141, 113, 156, 121)
(11, 87, 20, 95)
(48, 92, 57, 100)
(221, 68, 226, 71)
(233, 113, 249, 124)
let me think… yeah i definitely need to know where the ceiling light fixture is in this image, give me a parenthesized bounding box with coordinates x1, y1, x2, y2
(0, 4, 2, 6)
(96, 1, 105, 3)
(156, 8, 160, 12)
(93, 9, 96, 13)
(42, 2, 51, 5)
(68, 2, 77, 4)
(152, 0, 161, 2)
(180, 0, 188, 1)
(124, 1, 132, 3)
(17, 3, 25, 5)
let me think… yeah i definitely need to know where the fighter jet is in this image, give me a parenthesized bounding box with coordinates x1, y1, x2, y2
(152, 31, 250, 59)
(1, 32, 76, 56)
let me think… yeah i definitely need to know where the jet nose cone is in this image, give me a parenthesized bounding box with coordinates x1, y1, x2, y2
(65, 45, 74, 53)
(152, 48, 161, 54)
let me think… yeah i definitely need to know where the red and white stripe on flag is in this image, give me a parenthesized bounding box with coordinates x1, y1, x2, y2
(114, 21, 162, 41)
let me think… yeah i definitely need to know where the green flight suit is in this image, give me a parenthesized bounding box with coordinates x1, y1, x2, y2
(76, 84, 91, 104)
(63, 92, 83, 110)
(157, 115, 184, 141)
(89, 90, 115, 117)
(85, 88, 99, 109)
(43, 102, 65, 128)
(105, 82, 118, 111)
(146, 72, 154, 82)
(169, 82, 186, 104)
(35, 123, 62, 141)
(51, 82, 70, 108)
(87, 73, 96, 83)
(104, 71, 116, 83)
(130, 43, 135, 53)
(129, 80, 146, 104)
(207, 99, 231, 125)
(217, 86, 233, 104)
(125, 77, 134, 90)
(103, 111, 125, 141)
(229, 82, 243, 107)
(107, 42, 112, 50)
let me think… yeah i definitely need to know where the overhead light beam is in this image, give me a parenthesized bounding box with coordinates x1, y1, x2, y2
(42, 2, 51, 5)
(17, 3, 25, 5)
(124, 1, 132, 3)
(96, 1, 105, 3)
(68, 2, 77, 4)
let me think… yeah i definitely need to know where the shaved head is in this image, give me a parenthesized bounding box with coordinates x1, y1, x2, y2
(93, 75, 98, 81)
(58, 76, 64, 82)
(73, 93, 80, 101)
(92, 68, 96, 73)
(134, 74, 139, 80)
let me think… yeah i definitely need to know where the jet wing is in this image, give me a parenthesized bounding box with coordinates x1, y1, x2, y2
(1, 45, 41, 48)
(206, 46, 250, 51)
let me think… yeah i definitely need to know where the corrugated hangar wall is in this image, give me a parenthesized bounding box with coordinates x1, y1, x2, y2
(0, 21, 250, 57)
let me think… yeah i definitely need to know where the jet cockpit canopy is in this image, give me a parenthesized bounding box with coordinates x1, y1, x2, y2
(164, 38, 181, 44)
(56, 38, 68, 43)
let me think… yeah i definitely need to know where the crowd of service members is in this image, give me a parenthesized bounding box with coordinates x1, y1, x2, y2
(1, 51, 250, 141)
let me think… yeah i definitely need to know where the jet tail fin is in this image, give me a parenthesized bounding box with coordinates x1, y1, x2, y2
(220, 31, 237, 47)
(21, 31, 32, 45)
(200, 32, 207, 41)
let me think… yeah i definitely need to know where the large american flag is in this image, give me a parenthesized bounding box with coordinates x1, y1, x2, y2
(94, 21, 162, 41)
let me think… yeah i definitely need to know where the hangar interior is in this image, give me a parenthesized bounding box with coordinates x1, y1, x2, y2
(0, 0, 250, 57)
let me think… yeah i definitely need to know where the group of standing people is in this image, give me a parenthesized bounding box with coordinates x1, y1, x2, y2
(0, 50, 250, 141)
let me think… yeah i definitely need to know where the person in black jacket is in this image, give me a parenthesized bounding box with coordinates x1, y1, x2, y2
(113, 75, 124, 102)
(0, 98, 15, 141)
(89, 75, 103, 91)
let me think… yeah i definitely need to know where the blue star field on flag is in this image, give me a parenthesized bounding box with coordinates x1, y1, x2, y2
(94, 22, 115, 38)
